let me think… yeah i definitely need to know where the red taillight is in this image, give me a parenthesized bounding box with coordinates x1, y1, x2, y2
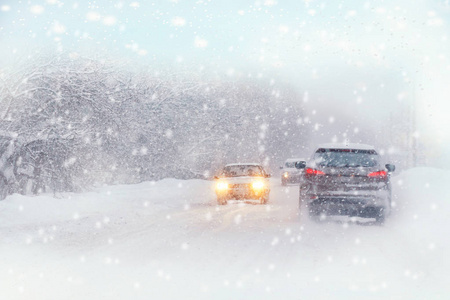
(368, 170, 387, 178)
(305, 168, 325, 176)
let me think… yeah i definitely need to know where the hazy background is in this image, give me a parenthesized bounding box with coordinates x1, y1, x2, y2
(1, 0, 449, 168)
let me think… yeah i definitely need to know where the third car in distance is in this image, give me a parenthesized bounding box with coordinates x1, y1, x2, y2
(280, 158, 306, 186)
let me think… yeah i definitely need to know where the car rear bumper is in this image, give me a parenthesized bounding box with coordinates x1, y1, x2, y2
(303, 190, 390, 216)
(311, 194, 382, 211)
(302, 180, 389, 203)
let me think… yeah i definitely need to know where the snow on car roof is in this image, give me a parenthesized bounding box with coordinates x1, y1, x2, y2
(285, 158, 305, 162)
(316, 143, 375, 150)
(225, 163, 262, 167)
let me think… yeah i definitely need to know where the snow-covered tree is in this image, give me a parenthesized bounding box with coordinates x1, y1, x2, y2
(0, 53, 308, 199)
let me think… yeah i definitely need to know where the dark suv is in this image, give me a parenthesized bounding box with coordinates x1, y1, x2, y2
(299, 144, 395, 224)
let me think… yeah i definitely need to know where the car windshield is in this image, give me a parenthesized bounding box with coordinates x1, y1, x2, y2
(285, 162, 296, 168)
(221, 165, 264, 177)
(314, 148, 379, 168)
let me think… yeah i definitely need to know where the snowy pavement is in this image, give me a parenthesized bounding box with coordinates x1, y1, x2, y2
(1, 168, 449, 300)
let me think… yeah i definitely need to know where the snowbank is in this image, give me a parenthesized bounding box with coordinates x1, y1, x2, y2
(0, 168, 448, 299)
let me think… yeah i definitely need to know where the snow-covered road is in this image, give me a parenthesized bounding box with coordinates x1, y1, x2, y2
(1, 168, 449, 299)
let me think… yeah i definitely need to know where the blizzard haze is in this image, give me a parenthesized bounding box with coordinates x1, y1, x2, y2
(1, 1, 450, 300)
(1, 0, 450, 169)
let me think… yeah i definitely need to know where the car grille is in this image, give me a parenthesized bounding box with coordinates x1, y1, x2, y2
(229, 183, 251, 189)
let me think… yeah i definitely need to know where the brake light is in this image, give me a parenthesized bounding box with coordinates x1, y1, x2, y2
(305, 168, 325, 176)
(368, 170, 387, 178)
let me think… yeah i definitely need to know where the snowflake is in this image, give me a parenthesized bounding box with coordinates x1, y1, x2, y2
(172, 17, 186, 27)
(30, 5, 45, 14)
(194, 37, 208, 48)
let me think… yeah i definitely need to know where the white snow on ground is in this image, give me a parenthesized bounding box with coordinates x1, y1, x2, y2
(1, 168, 449, 299)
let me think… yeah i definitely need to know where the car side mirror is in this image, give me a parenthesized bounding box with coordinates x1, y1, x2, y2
(266, 173, 271, 178)
(295, 161, 306, 169)
(385, 164, 395, 172)
(213, 175, 219, 180)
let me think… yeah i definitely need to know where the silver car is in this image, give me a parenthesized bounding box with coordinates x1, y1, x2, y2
(280, 158, 306, 185)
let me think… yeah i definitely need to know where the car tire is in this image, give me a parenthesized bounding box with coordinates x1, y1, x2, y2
(217, 196, 228, 205)
(387, 188, 392, 213)
(308, 204, 322, 221)
(260, 196, 268, 204)
(298, 184, 308, 209)
(374, 207, 385, 225)
(308, 210, 321, 222)
(298, 193, 304, 210)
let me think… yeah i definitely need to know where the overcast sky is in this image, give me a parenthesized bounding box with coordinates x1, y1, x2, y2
(1, 0, 449, 166)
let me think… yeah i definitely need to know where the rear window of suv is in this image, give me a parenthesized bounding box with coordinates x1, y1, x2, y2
(314, 148, 379, 168)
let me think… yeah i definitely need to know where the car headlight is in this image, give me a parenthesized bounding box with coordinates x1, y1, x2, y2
(283, 172, 289, 178)
(252, 181, 265, 190)
(216, 181, 229, 190)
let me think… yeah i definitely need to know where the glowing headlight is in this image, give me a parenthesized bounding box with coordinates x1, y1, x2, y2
(252, 181, 265, 190)
(216, 181, 229, 190)
(283, 172, 289, 178)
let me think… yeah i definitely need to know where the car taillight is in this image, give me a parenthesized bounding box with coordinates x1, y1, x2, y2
(305, 168, 325, 176)
(368, 170, 387, 178)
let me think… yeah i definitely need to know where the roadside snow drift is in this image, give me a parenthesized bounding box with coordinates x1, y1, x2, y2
(1, 168, 449, 300)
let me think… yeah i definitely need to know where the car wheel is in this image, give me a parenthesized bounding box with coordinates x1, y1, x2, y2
(298, 193, 303, 209)
(374, 207, 385, 225)
(217, 196, 228, 205)
(308, 211, 321, 222)
(387, 188, 392, 213)
(298, 184, 308, 209)
(308, 205, 322, 221)
(260, 196, 268, 204)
